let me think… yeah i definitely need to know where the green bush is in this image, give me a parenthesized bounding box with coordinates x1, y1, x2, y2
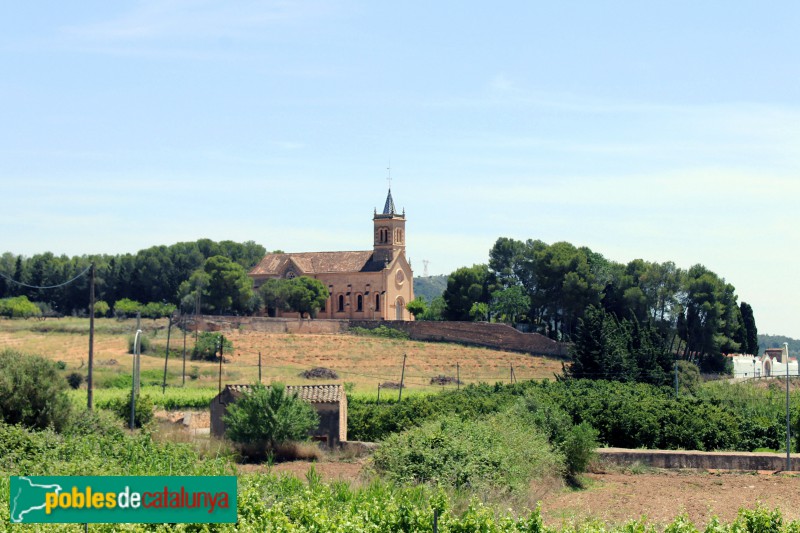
(373, 412, 562, 493)
(561, 422, 599, 476)
(192, 331, 233, 361)
(107, 391, 154, 428)
(0, 349, 72, 432)
(0, 417, 232, 478)
(0, 296, 42, 319)
(350, 325, 410, 340)
(127, 333, 151, 354)
(66, 372, 84, 389)
(514, 391, 598, 477)
(142, 301, 177, 319)
(93, 300, 110, 318)
(113, 298, 142, 318)
(223, 383, 319, 457)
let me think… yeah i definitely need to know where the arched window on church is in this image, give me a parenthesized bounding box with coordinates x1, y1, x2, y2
(395, 229, 403, 243)
(357, 294, 363, 312)
(337, 295, 344, 312)
(375, 293, 380, 312)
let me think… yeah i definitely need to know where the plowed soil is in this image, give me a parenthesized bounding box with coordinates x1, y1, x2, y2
(243, 460, 800, 528)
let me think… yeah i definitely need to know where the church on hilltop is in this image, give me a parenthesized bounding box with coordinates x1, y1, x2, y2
(248, 189, 415, 320)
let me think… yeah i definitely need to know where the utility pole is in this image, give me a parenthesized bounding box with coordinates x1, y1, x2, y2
(162, 315, 172, 394)
(130, 329, 142, 430)
(134, 312, 141, 395)
(218, 335, 224, 396)
(457, 362, 460, 391)
(398, 353, 407, 402)
(195, 291, 200, 344)
(786, 342, 791, 471)
(87, 263, 95, 411)
(258, 351, 262, 384)
(182, 313, 187, 386)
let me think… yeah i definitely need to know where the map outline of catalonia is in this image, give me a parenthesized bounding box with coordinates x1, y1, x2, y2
(10, 476, 63, 523)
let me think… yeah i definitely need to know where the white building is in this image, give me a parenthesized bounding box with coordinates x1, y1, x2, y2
(730, 345, 797, 379)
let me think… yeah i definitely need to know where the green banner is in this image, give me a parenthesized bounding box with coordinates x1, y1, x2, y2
(9, 476, 237, 524)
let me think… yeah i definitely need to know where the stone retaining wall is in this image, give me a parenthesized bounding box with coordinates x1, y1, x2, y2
(188, 316, 569, 356)
(598, 447, 800, 471)
(189, 316, 347, 334)
(350, 320, 569, 357)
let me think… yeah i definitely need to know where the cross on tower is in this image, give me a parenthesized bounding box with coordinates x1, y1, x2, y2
(387, 165, 392, 190)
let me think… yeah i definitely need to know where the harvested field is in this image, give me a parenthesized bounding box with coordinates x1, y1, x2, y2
(0, 318, 563, 394)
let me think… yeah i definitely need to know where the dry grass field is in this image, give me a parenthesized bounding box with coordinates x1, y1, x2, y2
(0, 317, 563, 394)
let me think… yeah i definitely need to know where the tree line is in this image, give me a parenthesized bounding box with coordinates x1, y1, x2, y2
(438, 237, 758, 373)
(0, 239, 266, 316)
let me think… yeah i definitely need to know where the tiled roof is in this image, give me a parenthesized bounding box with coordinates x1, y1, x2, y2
(249, 251, 382, 276)
(223, 384, 343, 403)
(286, 384, 343, 403)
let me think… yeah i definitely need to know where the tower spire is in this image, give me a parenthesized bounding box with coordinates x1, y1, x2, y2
(382, 188, 396, 215)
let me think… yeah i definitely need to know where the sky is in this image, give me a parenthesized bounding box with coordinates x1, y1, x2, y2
(1, 1, 798, 337)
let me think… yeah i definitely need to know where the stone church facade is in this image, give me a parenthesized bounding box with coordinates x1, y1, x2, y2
(248, 189, 415, 321)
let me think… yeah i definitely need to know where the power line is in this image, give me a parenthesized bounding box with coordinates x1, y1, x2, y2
(0, 264, 92, 290)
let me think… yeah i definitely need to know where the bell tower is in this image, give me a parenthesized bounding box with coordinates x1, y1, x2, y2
(373, 188, 406, 265)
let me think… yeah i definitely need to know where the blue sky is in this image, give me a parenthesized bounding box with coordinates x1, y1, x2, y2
(2, 1, 799, 337)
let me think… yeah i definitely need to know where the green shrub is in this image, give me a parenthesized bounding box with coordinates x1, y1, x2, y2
(55, 360, 67, 370)
(108, 391, 154, 428)
(0, 296, 42, 319)
(65, 408, 125, 439)
(142, 301, 177, 319)
(192, 331, 233, 361)
(514, 391, 598, 477)
(66, 372, 84, 389)
(733, 505, 784, 533)
(127, 333, 151, 354)
(93, 300, 110, 318)
(350, 325, 410, 340)
(113, 298, 142, 318)
(372, 412, 562, 494)
(678, 360, 701, 394)
(223, 383, 319, 458)
(0, 417, 232, 477)
(0, 349, 72, 432)
(561, 422, 599, 476)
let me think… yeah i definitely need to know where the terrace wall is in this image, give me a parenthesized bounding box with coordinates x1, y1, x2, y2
(188, 316, 569, 357)
(597, 448, 800, 471)
(349, 320, 569, 357)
